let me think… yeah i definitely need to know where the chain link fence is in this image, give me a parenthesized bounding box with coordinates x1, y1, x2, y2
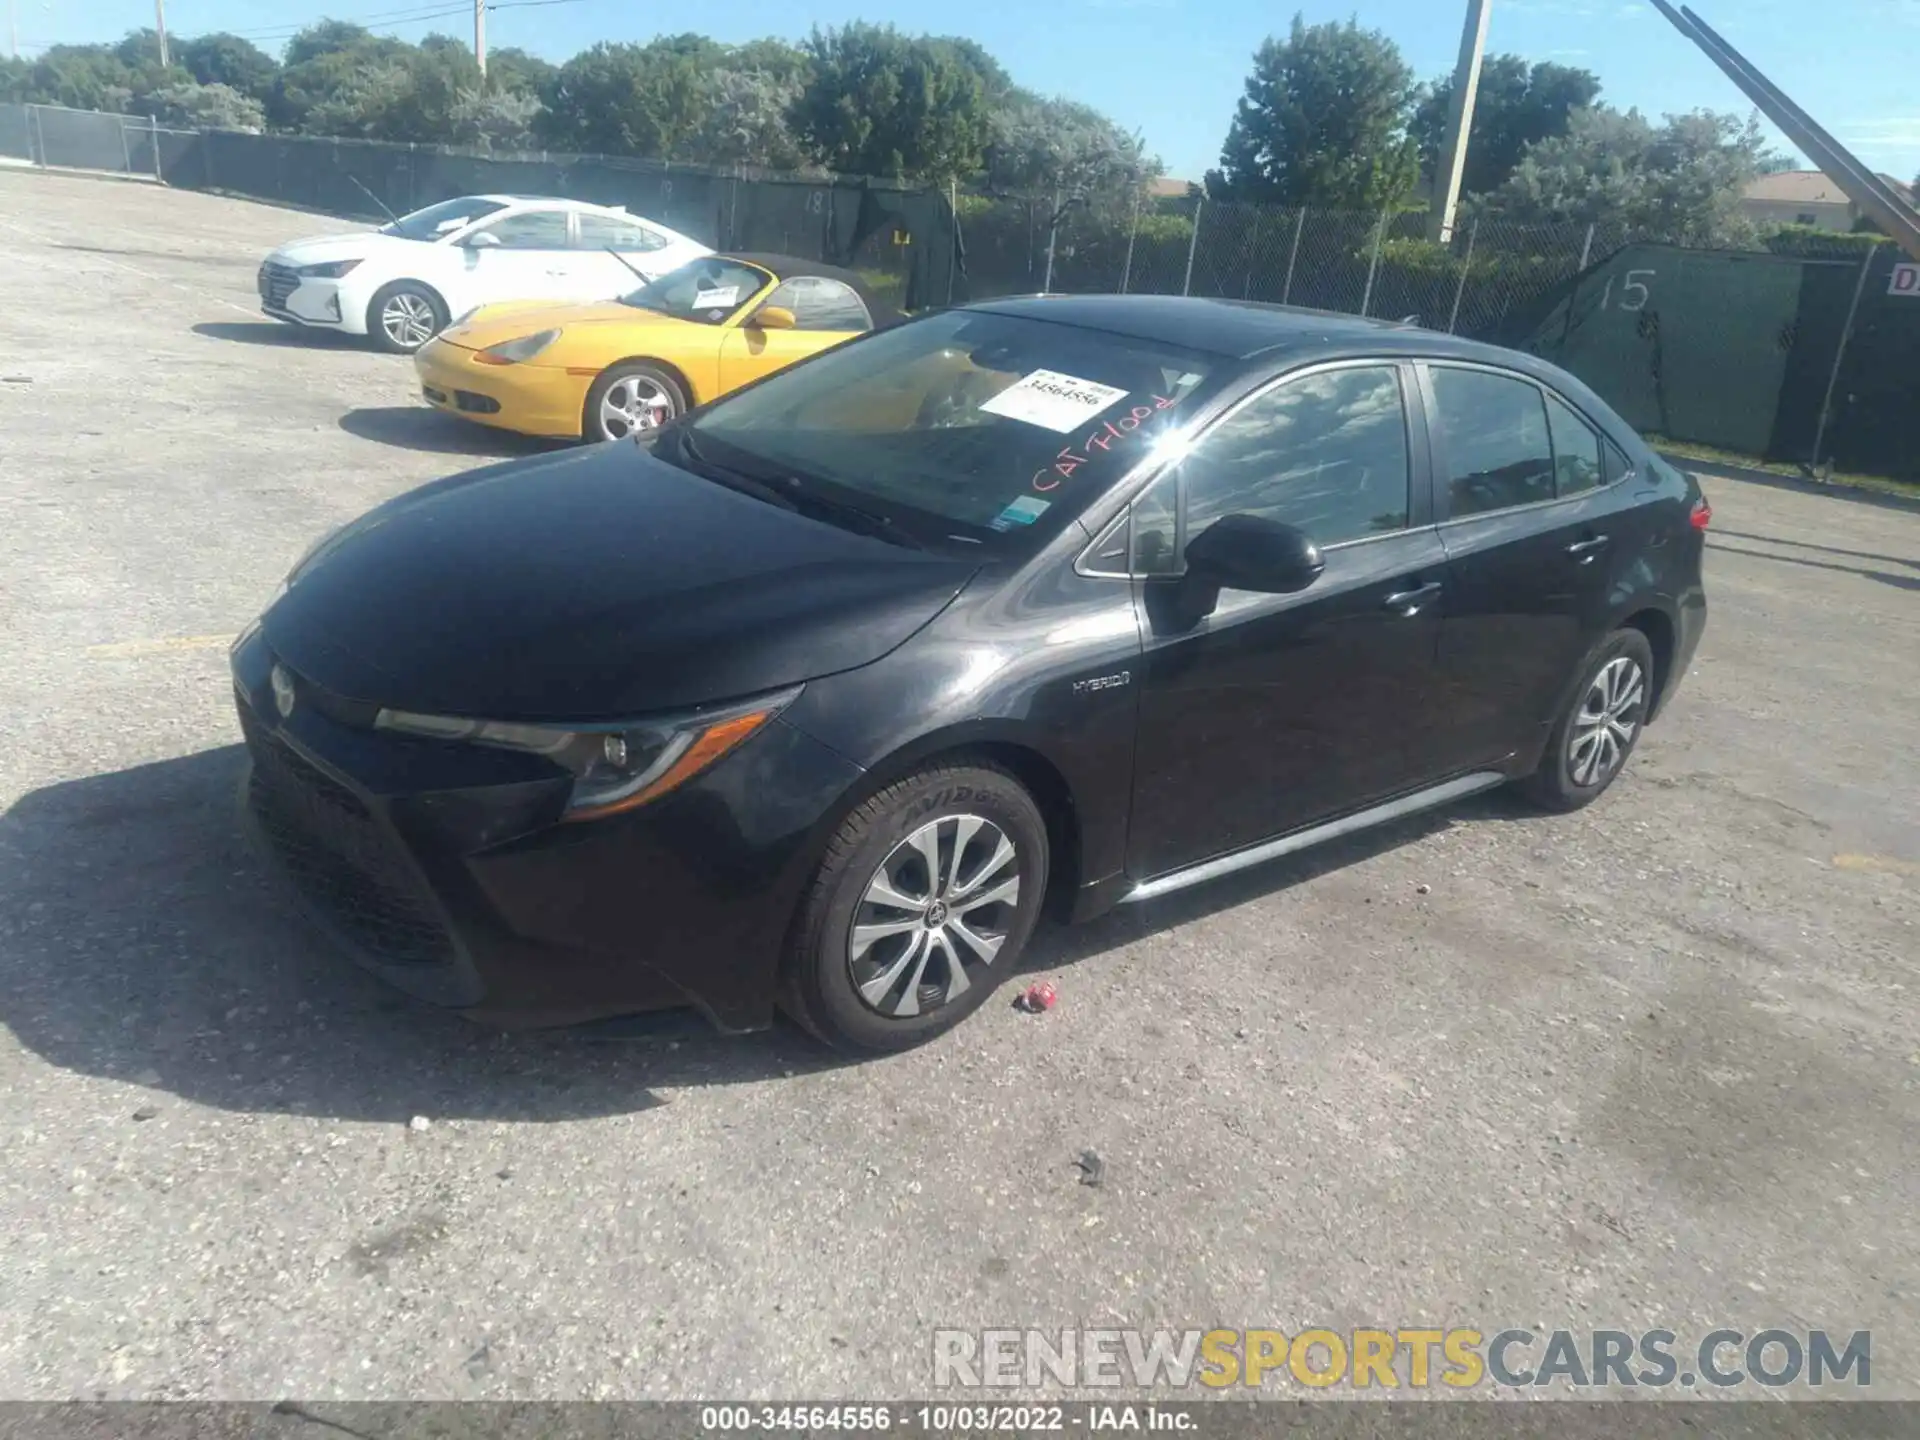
(951, 191, 1636, 344)
(6, 101, 1912, 477)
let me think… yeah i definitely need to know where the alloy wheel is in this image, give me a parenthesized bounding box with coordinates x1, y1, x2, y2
(599, 374, 675, 439)
(847, 815, 1021, 1019)
(1569, 655, 1646, 787)
(381, 292, 437, 350)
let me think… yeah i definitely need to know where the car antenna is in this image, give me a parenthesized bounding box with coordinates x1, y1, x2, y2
(346, 174, 401, 226)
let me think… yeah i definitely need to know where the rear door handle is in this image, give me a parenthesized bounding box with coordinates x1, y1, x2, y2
(1382, 581, 1443, 616)
(1566, 535, 1611, 563)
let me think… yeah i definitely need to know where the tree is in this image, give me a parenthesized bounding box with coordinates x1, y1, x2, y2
(0, 56, 33, 103)
(177, 33, 279, 101)
(790, 23, 992, 182)
(140, 81, 267, 132)
(26, 46, 141, 111)
(268, 23, 413, 132)
(1208, 15, 1419, 210)
(694, 67, 813, 170)
(1480, 106, 1771, 248)
(537, 38, 717, 157)
(1411, 54, 1600, 197)
(984, 91, 1158, 206)
(486, 46, 557, 100)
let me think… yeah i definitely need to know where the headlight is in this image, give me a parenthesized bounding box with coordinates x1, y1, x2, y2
(297, 258, 362, 278)
(474, 329, 561, 366)
(373, 686, 801, 820)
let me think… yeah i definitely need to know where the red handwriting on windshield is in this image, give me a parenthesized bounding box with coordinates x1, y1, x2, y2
(1031, 394, 1182, 492)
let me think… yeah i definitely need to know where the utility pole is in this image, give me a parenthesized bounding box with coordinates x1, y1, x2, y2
(154, 0, 170, 67)
(1427, 0, 1491, 244)
(9, 0, 19, 60)
(474, 0, 487, 77)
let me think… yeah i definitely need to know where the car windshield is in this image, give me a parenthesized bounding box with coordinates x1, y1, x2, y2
(620, 258, 772, 324)
(380, 197, 509, 242)
(676, 310, 1217, 553)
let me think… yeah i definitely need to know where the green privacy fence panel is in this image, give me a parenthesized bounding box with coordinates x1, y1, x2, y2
(1512, 243, 1919, 480)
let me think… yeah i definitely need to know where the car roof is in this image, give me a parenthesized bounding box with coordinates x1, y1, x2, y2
(967, 294, 1500, 364)
(476, 195, 625, 214)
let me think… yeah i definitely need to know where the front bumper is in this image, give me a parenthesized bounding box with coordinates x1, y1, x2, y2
(231, 628, 865, 1030)
(258, 262, 353, 330)
(414, 338, 587, 439)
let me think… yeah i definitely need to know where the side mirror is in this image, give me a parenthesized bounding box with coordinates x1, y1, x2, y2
(464, 231, 501, 249)
(1183, 513, 1324, 595)
(752, 305, 797, 331)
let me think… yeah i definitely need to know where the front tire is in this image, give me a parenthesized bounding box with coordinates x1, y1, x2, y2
(367, 281, 447, 354)
(1520, 628, 1655, 813)
(584, 362, 686, 442)
(782, 762, 1049, 1053)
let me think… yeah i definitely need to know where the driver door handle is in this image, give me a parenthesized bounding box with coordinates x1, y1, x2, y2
(1566, 535, 1611, 563)
(1382, 581, 1443, 617)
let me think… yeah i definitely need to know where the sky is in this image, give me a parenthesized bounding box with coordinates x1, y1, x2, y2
(20, 0, 1920, 184)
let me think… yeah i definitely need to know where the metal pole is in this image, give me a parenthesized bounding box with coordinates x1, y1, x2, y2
(8, 0, 17, 59)
(1119, 189, 1140, 294)
(1360, 208, 1388, 317)
(474, 0, 487, 76)
(1810, 246, 1879, 474)
(1578, 221, 1595, 273)
(947, 176, 957, 304)
(1181, 195, 1203, 296)
(151, 115, 163, 181)
(1282, 206, 1306, 305)
(1042, 188, 1060, 294)
(119, 116, 132, 174)
(27, 103, 41, 167)
(154, 0, 169, 68)
(1427, 0, 1492, 244)
(1448, 217, 1478, 333)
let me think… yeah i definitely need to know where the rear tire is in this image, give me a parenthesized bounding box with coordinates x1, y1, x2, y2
(1520, 628, 1655, 813)
(366, 281, 447, 354)
(781, 762, 1049, 1053)
(583, 362, 687, 442)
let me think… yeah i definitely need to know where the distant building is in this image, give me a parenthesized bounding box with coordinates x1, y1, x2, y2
(1742, 169, 1916, 233)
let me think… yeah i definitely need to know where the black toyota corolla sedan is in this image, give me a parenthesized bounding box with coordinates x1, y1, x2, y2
(233, 294, 1708, 1051)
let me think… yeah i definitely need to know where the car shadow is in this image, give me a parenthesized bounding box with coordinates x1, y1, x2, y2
(339, 406, 567, 459)
(0, 747, 842, 1126)
(191, 320, 358, 349)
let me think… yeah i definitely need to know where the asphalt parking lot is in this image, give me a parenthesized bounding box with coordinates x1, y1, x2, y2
(1, 167, 1917, 1404)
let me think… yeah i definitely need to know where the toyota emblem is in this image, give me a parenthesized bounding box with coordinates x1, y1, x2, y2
(270, 664, 296, 719)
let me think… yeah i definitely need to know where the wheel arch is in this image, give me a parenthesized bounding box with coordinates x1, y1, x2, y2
(1616, 603, 1678, 721)
(805, 721, 1090, 921)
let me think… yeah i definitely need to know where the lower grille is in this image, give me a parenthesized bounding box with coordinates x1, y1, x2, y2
(454, 390, 501, 414)
(239, 703, 454, 968)
(259, 261, 299, 309)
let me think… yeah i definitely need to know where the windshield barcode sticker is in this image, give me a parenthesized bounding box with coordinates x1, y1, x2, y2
(979, 370, 1130, 433)
(692, 286, 740, 308)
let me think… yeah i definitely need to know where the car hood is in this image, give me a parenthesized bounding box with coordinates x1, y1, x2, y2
(435, 302, 703, 351)
(267, 231, 406, 266)
(262, 443, 980, 721)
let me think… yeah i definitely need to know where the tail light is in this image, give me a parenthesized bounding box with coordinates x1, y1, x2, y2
(1690, 497, 1712, 530)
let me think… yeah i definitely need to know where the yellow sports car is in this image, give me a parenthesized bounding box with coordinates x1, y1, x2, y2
(414, 253, 902, 442)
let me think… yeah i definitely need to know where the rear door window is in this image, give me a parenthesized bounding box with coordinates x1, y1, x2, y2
(1428, 367, 1555, 518)
(1544, 392, 1603, 497)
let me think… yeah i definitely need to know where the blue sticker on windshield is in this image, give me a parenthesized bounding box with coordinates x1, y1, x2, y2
(989, 496, 1051, 532)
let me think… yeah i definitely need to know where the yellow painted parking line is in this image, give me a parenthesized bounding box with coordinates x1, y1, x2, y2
(1833, 853, 1920, 878)
(86, 634, 234, 659)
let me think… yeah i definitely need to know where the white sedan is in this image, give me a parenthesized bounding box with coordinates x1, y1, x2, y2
(256, 195, 712, 353)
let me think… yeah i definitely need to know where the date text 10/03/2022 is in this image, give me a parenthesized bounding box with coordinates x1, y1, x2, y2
(697, 1406, 1194, 1432)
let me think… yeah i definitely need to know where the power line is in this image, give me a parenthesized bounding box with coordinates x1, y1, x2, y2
(224, 2, 478, 41)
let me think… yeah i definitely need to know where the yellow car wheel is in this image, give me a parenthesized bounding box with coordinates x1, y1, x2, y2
(584, 362, 688, 443)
